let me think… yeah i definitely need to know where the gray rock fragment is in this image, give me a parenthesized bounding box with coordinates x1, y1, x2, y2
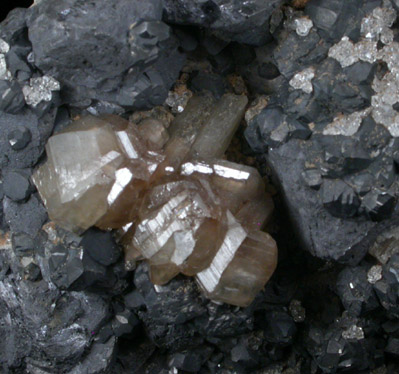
(262, 139, 376, 263)
(163, 0, 284, 46)
(27, 0, 184, 109)
(3, 194, 47, 237)
(0, 110, 55, 170)
(0, 257, 112, 373)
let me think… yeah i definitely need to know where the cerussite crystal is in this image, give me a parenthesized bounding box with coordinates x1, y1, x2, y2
(33, 94, 277, 307)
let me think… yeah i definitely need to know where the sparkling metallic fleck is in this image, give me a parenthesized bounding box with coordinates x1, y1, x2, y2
(342, 325, 365, 340)
(289, 299, 306, 322)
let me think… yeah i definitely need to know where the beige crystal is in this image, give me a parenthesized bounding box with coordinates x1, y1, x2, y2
(33, 94, 277, 307)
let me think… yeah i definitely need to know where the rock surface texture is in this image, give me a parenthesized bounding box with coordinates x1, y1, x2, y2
(32, 97, 278, 307)
(245, 0, 399, 264)
(3, 0, 399, 372)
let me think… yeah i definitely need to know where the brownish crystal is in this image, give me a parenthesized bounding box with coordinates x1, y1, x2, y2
(32, 94, 278, 307)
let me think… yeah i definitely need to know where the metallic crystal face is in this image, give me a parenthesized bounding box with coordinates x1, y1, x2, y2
(33, 94, 278, 307)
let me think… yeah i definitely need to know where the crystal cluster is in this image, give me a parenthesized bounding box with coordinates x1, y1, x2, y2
(327, 1, 399, 137)
(22, 76, 60, 107)
(32, 94, 277, 307)
(289, 67, 315, 94)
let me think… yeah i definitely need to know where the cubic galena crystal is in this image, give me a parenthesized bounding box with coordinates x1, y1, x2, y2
(32, 94, 278, 307)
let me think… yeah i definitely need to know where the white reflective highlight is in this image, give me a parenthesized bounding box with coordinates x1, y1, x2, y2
(116, 131, 139, 159)
(107, 168, 133, 205)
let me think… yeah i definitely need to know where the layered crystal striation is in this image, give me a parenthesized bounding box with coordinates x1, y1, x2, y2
(33, 94, 277, 307)
(32, 114, 161, 232)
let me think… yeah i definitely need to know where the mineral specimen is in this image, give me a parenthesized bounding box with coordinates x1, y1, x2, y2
(244, 0, 399, 266)
(32, 94, 277, 307)
(27, 0, 185, 109)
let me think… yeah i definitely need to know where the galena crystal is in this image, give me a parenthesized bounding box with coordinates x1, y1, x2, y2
(32, 94, 278, 307)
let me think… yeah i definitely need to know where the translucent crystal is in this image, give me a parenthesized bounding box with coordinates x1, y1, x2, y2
(372, 5, 397, 29)
(342, 325, 364, 340)
(371, 68, 399, 137)
(181, 159, 273, 229)
(0, 38, 10, 54)
(361, 5, 397, 40)
(361, 14, 382, 40)
(33, 94, 278, 307)
(154, 94, 215, 177)
(23, 76, 61, 107)
(33, 115, 159, 232)
(188, 94, 248, 159)
(196, 212, 277, 307)
(325, 4, 399, 138)
(294, 17, 313, 37)
(369, 226, 399, 264)
(323, 108, 371, 136)
(379, 42, 399, 72)
(0, 54, 11, 80)
(328, 37, 359, 68)
(367, 265, 383, 284)
(380, 28, 394, 45)
(137, 118, 169, 150)
(355, 40, 378, 63)
(132, 178, 224, 284)
(165, 90, 191, 114)
(289, 67, 315, 94)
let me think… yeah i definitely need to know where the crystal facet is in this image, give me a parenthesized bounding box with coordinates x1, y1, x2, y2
(33, 95, 277, 307)
(289, 67, 315, 94)
(23, 76, 61, 107)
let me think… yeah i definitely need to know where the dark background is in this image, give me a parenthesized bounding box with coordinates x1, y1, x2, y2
(1, 0, 33, 21)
